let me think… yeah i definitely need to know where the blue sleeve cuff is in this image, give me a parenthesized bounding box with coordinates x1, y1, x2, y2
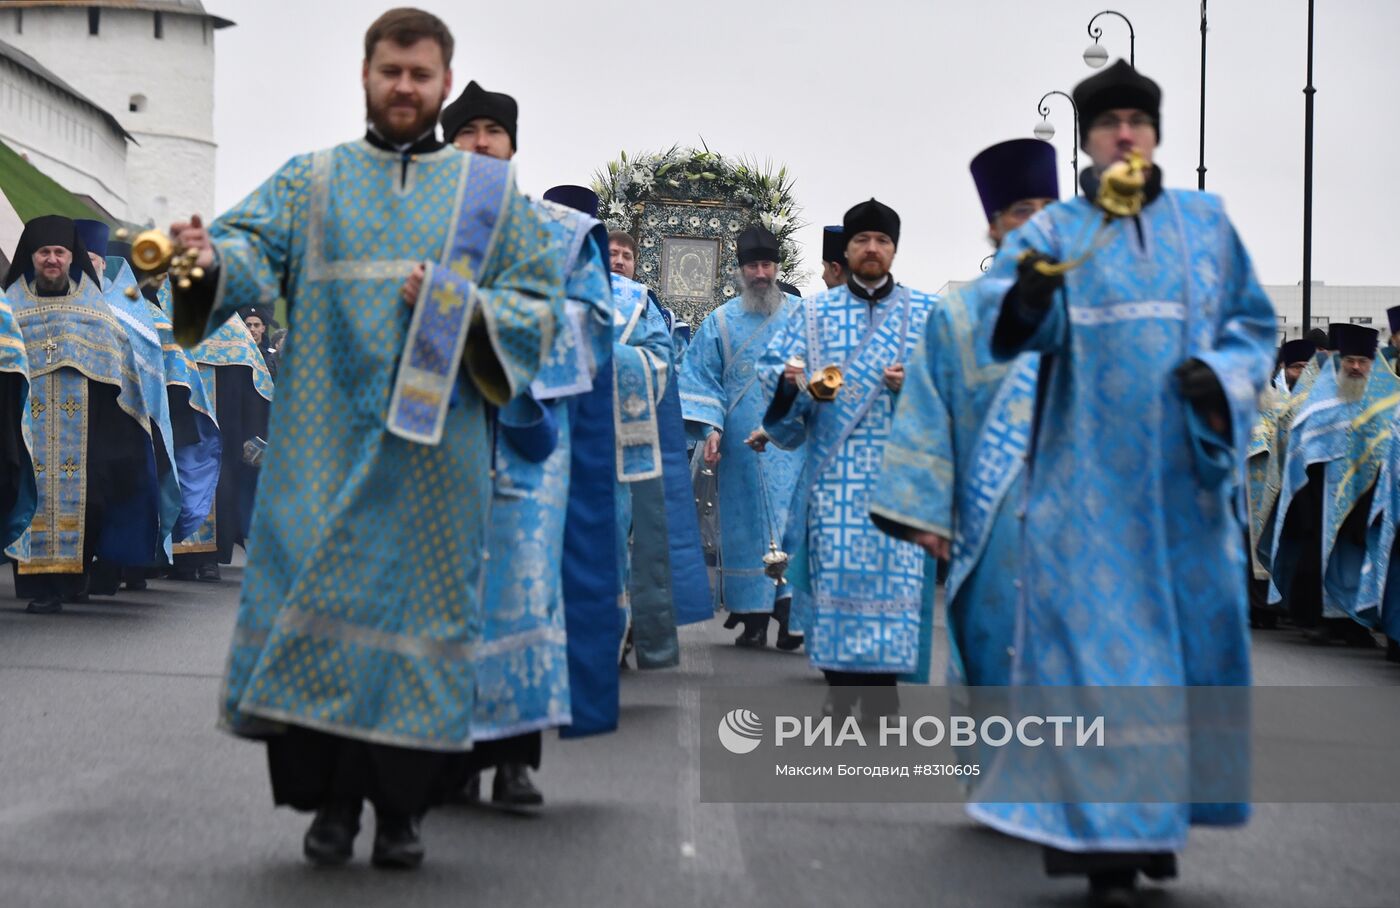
(499, 393, 558, 463)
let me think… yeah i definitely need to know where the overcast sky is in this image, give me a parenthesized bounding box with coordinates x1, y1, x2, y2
(211, 0, 1399, 293)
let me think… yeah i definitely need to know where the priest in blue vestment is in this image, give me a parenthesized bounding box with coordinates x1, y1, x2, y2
(1268, 324, 1395, 647)
(595, 225, 709, 647)
(418, 83, 622, 809)
(460, 181, 616, 806)
(755, 199, 938, 716)
(870, 138, 1060, 687)
(4, 216, 163, 615)
(979, 61, 1275, 904)
(77, 220, 220, 595)
(167, 10, 563, 870)
(0, 277, 35, 551)
(168, 311, 272, 582)
(680, 224, 803, 649)
(107, 241, 222, 567)
(1245, 337, 1315, 629)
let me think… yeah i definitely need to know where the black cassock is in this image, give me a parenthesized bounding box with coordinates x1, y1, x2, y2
(173, 361, 270, 569)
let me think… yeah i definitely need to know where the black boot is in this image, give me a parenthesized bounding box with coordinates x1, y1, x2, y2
(1087, 871, 1138, 907)
(734, 614, 770, 648)
(821, 685, 859, 722)
(25, 597, 62, 615)
(303, 802, 361, 866)
(722, 612, 742, 630)
(1342, 622, 1378, 648)
(774, 597, 804, 651)
(858, 685, 901, 729)
(196, 562, 222, 582)
(370, 811, 424, 870)
(1248, 607, 1277, 630)
(492, 763, 544, 807)
(1140, 852, 1177, 881)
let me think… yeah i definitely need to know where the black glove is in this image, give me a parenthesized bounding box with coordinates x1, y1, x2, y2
(1013, 252, 1066, 312)
(1174, 358, 1229, 425)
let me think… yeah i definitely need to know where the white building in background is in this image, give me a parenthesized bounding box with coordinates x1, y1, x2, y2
(0, 38, 130, 216)
(1264, 284, 1400, 344)
(0, 0, 232, 225)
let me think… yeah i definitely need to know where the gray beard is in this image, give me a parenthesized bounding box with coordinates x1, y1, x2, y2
(33, 274, 69, 295)
(1337, 373, 1367, 403)
(740, 283, 783, 315)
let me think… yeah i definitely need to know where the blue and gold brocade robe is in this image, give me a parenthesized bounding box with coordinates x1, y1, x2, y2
(142, 295, 221, 544)
(172, 314, 271, 557)
(1268, 360, 1400, 624)
(100, 259, 190, 554)
(870, 278, 1036, 686)
(679, 294, 803, 615)
(974, 187, 1274, 852)
(473, 201, 616, 741)
(0, 293, 34, 546)
(204, 139, 563, 751)
(6, 274, 162, 572)
(759, 283, 939, 673)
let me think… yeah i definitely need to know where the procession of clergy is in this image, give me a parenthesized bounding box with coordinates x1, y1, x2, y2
(3, 5, 1393, 906)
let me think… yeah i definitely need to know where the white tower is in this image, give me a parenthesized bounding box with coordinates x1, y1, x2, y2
(0, 0, 233, 226)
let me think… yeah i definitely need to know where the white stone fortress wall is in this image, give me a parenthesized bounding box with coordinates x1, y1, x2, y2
(4, 2, 221, 226)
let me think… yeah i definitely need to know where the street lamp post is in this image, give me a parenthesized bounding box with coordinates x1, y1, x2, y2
(1302, 0, 1316, 331)
(1034, 91, 1080, 196)
(1198, 0, 1208, 189)
(1084, 9, 1136, 68)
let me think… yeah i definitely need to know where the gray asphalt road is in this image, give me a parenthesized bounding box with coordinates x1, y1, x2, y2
(1, 568, 1398, 908)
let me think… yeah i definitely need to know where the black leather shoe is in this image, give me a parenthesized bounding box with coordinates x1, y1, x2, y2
(492, 763, 544, 807)
(25, 597, 62, 615)
(735, 615, 770, 648)
(1140, 852, 1177, 881)
(371, 812, 424, 870)
(125, 578, 148, 591)
(303, 803, 360, 866)
(773, 598, 804, 651)
(196, 563, 222, 582)
(167, 567, 198, 581)
(821, 687, 858, 722)
(445, 771, 481, 806)
(859, 686, 901, 728)
(1088, 871, 1138, 908)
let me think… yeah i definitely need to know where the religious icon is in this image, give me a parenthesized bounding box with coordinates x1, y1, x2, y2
(660, 237, 719, 301)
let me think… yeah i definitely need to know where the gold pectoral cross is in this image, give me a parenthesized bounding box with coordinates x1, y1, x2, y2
(42, 339, 57, 364)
